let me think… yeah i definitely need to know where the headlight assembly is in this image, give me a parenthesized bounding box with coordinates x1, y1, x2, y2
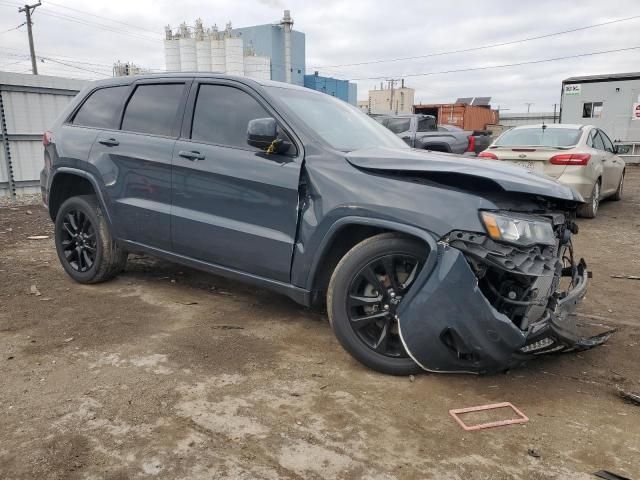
(480, 211, 555, 247)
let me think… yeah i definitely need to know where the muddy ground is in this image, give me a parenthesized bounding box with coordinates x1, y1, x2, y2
(1, 169, 639, 480)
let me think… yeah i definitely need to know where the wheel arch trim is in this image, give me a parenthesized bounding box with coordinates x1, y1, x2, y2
(50, 167, 113, 227)
(304, 216, 439, 291)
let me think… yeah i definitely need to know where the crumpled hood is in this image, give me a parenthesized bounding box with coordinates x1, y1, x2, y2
(345, 147, 583, 202)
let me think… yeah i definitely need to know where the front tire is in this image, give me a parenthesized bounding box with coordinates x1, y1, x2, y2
(577, 180, 600, 218)
(327, 233, 426, 376)
(54, 195, 127, 284)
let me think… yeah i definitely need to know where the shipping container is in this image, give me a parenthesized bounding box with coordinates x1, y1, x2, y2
(413, 103, 498, 131)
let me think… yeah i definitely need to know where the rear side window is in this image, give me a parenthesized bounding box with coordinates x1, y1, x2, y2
(417, 117, 436, 132)
(386, 118, 411, 134)
(191, 84, 273, 149)
(72, 86, 128, 129)
(589, 131, 605, 150)
(598, 130, 614, 152)
(121, 83, 185, 136)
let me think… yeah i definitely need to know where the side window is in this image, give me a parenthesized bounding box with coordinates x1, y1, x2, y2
(591, 131, 605, 151)
(417, 117, 436, 132)
(385, 118, 411, 134)
(598, 130, 614, 152)
(121, 83, 185, 136)
(72, 86, 128, 129)
(582, 101, 603, 119)
(191, 84, 275, 150)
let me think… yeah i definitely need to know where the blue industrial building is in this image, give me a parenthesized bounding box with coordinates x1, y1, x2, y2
(304, 72, 357, 105)
(233, 23, 306, 86)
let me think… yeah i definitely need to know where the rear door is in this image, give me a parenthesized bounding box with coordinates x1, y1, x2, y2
(171, 80, 302, 282)
(88, 79, 190, 250)
(597, 129, 624, 194)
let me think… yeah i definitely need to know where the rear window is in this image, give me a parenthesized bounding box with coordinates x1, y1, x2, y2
(495, 127, 582, 147)
(72, 86, 128, 129)
(121, 83, 185, 136)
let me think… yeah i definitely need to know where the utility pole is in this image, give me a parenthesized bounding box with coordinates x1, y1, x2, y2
(525, 102, 533, 113)
(552, 103, 558, 123)
(18, 2, 41, 75)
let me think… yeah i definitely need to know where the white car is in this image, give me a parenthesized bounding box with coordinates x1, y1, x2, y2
(479, 124, 625, 217)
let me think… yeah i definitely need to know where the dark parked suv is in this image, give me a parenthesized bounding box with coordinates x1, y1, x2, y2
(41, 74, 611, 375)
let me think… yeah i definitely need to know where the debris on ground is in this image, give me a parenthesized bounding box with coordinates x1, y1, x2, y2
(449, 402, 529, 431)
(27, 235, 49, 240)
(594, 470, 632, 480)
(409, 375, 415, 382)
(527, 448, 541, 458)
(610, 274, 640, 280)
(616, 387, 640, 405)
(29, 284, 41, 296)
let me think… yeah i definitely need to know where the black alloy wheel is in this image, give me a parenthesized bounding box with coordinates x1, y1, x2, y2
(54, 195, 127, 284)
(347, 254, 421, 358)
(60, 209, 97, 272)
(327, 233, 427, 375)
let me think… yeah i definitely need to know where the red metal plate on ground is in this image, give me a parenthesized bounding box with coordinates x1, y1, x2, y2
(449, 402, 529, 431)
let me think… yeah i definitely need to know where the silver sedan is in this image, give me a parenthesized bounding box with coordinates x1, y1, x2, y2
(479, 124, 626, 217)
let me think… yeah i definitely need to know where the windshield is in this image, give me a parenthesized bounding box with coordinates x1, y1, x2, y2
(266, 86, 409, 151)
(495, 127, 582, 147)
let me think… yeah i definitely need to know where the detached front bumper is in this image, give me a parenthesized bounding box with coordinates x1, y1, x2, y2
(396, 243, 612, 374)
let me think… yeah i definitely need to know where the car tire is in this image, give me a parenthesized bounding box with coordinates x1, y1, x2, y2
(54, 195, 127, 284)
(611, 170, 624, 201)
(327, 233, 425, 376)
(577, 180, 600, 218)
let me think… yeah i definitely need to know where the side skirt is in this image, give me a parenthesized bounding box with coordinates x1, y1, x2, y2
(120, 240, 311, 306)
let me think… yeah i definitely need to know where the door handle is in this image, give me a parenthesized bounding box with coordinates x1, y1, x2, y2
(98, 138, 119, 147)
(178, 150, 205, 161)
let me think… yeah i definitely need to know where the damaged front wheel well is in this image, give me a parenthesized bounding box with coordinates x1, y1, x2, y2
(309, 226, 430, 310)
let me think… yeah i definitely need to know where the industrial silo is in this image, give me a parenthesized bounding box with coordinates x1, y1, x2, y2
(163, 25, 181, 71)
(194, 19, 211, 72)
(223, 23, 244, 76)
(178, 23, 197, 71)
(210, 25, 225, 73)
(244, 55, 271, 81)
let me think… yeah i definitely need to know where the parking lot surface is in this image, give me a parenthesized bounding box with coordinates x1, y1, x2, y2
(1, 168, 639, 479)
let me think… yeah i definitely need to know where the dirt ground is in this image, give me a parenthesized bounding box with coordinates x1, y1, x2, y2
(1, 169, 639, 480)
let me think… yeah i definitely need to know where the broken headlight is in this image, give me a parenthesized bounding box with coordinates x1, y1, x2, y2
(480, 211, 555, 247)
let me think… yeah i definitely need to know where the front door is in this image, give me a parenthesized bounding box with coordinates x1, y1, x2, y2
(171, 82, 302, 282)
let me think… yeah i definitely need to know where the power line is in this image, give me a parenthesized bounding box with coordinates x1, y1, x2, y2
(351, 45, 640, 80)
(38, 56, 112, 76)
(43, 0, 159, 34)
(33, 9, 159, 42)
(0, 22, 26, 34)
(310, 14, 640, 70)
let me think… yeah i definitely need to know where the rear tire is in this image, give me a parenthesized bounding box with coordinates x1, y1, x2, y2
(327, 233, 424, 376)
(577, 180, 600, 218)
(611, 170, 624, 201)
(54, 195, 127, 284)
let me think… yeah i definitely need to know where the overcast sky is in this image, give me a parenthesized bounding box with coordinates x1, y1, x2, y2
(1, 0, 638, 112)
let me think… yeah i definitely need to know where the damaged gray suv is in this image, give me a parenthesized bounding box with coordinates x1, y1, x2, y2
(41, 74, 611, 375)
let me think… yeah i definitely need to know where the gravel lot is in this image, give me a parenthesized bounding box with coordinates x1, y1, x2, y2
(1, 168, 639, 479)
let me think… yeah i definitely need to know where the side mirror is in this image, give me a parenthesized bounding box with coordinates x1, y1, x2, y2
(247, 118, 283, 153)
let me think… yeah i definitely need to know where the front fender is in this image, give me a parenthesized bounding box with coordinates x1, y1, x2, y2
(301, 216, 439, 291)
